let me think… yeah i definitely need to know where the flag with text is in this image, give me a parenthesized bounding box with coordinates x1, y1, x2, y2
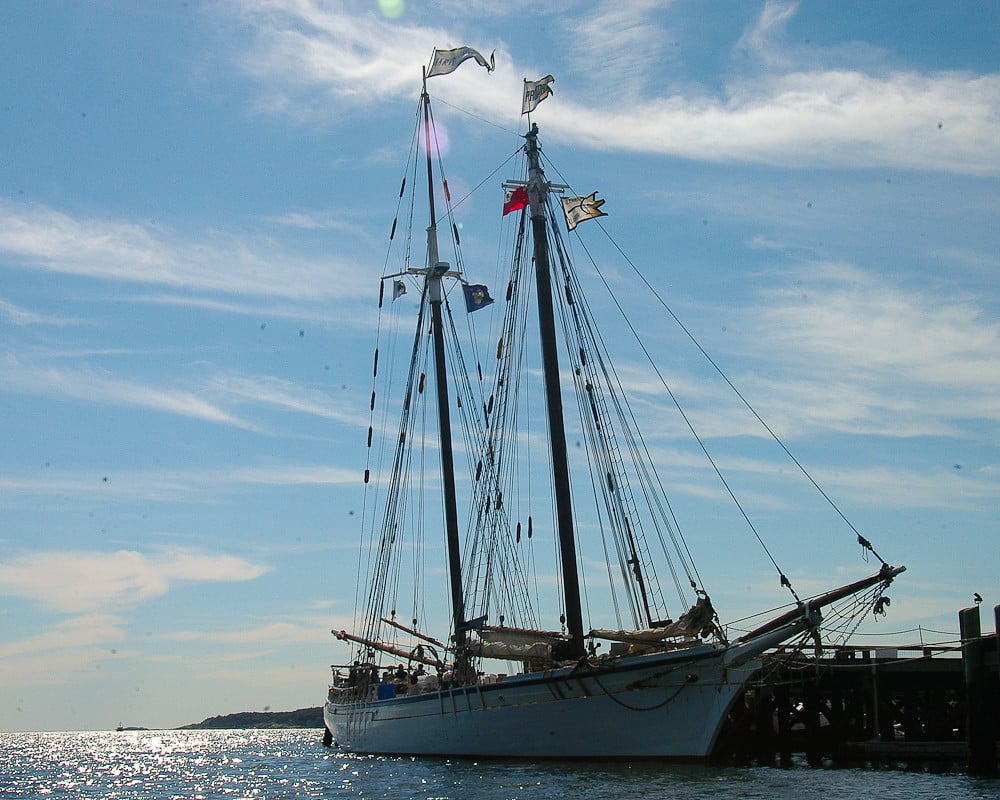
(522, 75, 554, 114)
(427, 46, 495, 78)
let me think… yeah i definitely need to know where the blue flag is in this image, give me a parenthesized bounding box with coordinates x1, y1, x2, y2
(463, 284, 494, 313)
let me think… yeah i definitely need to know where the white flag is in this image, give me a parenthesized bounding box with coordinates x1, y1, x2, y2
(426, 46, 495, 78)
(522, 75, 554, 114)
(561, 192, 607, 231)
(393, 279, 407, 300)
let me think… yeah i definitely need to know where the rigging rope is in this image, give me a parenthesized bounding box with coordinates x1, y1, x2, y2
(590, 218, 887, 570)
(544, 200, 679, 625)
(352, 96, 425, 653)
(566, 227, 801, 605)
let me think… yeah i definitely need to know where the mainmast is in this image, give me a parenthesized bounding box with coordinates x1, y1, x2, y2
(524, 124, 586, 659)
(420, 71, 467, 650)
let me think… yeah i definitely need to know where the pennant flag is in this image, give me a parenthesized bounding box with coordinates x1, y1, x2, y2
(463, 283, 494, 313)
(426, 46, 495, 78)
(393, 279, 407, 299)
(561, 192, 607, 231)
(502, 186, 529, 216)
(522, 75, 554, 114)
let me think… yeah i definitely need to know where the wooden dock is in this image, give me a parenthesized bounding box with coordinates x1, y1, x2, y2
(715, 604, 999, 774)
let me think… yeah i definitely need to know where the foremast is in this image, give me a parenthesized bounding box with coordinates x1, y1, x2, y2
(419, 70, 468, 655)
(523, 124, 586, 659)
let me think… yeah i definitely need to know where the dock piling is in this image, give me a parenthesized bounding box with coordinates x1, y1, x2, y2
(959, 605, 996, 776)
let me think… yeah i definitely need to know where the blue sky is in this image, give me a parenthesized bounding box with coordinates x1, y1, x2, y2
(1, 0, 998, 732)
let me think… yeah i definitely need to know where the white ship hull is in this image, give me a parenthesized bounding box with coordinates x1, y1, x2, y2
(324, 623, 802, 760)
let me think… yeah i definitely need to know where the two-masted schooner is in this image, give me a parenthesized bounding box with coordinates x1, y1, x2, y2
(322, 47, 903, 760)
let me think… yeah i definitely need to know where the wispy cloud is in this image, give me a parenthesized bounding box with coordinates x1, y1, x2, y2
(264, 209, 367, 233)
(0, 297, 84, 327)
(158, 618, 332, 646)
(227, 0, 1000, 175)
(746, 262, 1000, 433)
(813, 463, 997, 512)
(220, 463, 359, 487)
(231, 0, 457, 120)
(0, 548, 269, 614)
(0, 614, 128, 659)
(734, 0, 892, 74)
(550, 70, 1000, 174)
(0, 463, 359, 505)
(588, 256, 1000, 439)
(734, 0, 800, 68)
(625, 259, 1000, 442)
(566, 1, 675, 102)
(0, 201, 369, 300)
(1, 348, 370, 433)
(645, 437, 997, 513)
(0, 353, 256, 429)
(0, 612, 133, 689)
(127, 293, 376, 335)
(211, 373, 361, 424)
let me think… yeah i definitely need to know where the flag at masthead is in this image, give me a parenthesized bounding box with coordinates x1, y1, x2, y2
(426, 46, 494, 78)
(522, 75, 554, 114)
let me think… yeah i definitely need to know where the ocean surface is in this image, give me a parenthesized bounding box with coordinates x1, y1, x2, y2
(1, 728, 998, 799)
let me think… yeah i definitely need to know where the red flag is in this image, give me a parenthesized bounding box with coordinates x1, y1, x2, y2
(502, 186, 529, 216)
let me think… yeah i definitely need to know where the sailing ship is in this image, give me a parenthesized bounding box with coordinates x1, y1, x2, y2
(322, 48, 904, 760)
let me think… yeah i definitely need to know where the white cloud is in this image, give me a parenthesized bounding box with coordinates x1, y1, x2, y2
(747, 262, 1000, 432)
(226, 0, 1000, 175)
(0, 548, 269, 613)
(0, 297, 83, 327)
(116, 293, 377, 344)
(0, 614, 127, 659)
(264, 209, 365, 233)
(813, 463, 996, 512)
(566, 1, 674, 101)
(0, 201, 369, 300)
(0, 463, 359, 506)
(629, 261, 1000, 445)
(220, 463, 359, 487)
(547, 70, 1000, 175)
(734, 0, 799, 68)
(0, 353, 256, 430)
(0, 645, 122, 689)
(577, 256, 1000, 440)
(158, 619, 331, 646)
(0, 347, 371, 433)
(231, 0, 457, 118)
(211, 373, 359, 424)
(648, 437, 997, 513)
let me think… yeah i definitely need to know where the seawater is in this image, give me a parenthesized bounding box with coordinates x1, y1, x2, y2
(1, 729, 997, 799)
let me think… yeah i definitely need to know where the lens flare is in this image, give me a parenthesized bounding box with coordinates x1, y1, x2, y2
(421, 120, 450, 158)
(378, 0, 404, 19)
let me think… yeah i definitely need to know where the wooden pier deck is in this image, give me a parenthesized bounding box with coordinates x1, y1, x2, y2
(715, 605, 999, 774)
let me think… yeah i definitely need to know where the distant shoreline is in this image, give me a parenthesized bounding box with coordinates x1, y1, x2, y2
(178, 706, 324, 730)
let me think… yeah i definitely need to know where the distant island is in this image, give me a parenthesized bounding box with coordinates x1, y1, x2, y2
(179, 706, 324, 730)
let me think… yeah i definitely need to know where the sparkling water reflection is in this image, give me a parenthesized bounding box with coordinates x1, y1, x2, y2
(1, 729, 997, 799)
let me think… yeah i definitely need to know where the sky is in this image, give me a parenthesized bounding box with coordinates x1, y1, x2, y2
(1, 0, 998, 733)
